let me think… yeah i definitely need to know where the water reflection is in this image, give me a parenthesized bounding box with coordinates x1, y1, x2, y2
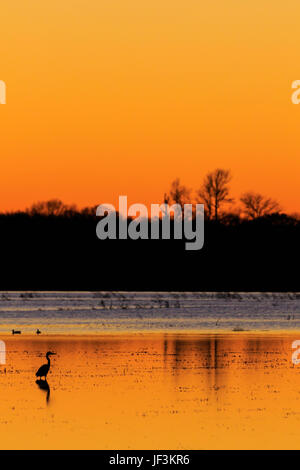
(0, 333, 299, 449)
(36, 379, 50, 404)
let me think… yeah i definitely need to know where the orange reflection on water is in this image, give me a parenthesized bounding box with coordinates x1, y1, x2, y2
(0, 333, 300, 449)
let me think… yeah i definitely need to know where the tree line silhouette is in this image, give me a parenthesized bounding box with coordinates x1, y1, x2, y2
(0, 168, 299, 291)
(164, 169, 284, 221)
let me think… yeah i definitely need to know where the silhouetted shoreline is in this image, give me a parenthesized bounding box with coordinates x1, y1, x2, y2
(0, 210, 298, 291)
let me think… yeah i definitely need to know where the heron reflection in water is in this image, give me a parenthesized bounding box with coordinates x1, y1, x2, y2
(36, 379, 50, 403)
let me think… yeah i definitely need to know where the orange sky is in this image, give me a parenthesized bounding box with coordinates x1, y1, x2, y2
(0, 0, 300, 213)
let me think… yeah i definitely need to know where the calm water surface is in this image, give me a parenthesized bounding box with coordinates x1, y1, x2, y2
(0, 333, 300, 449)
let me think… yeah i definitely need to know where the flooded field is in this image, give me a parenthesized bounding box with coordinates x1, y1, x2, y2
(0, 291, 300, 334)
(1, 333, 300, 449)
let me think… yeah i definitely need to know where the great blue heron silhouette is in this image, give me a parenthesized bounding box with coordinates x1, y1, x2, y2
(35, 351, 56, 380)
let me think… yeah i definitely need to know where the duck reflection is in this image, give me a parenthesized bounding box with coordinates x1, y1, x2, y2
(36, 379, 51, 403)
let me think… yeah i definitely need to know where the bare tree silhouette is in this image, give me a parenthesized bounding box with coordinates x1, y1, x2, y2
(197, 169, 233, 221)
(165, 178, 191, 209)
(240, 192, 281, 219)
(28, 199, 76, 216)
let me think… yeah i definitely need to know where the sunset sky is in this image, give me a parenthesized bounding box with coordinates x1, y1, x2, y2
(0, 0, 300, 213)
